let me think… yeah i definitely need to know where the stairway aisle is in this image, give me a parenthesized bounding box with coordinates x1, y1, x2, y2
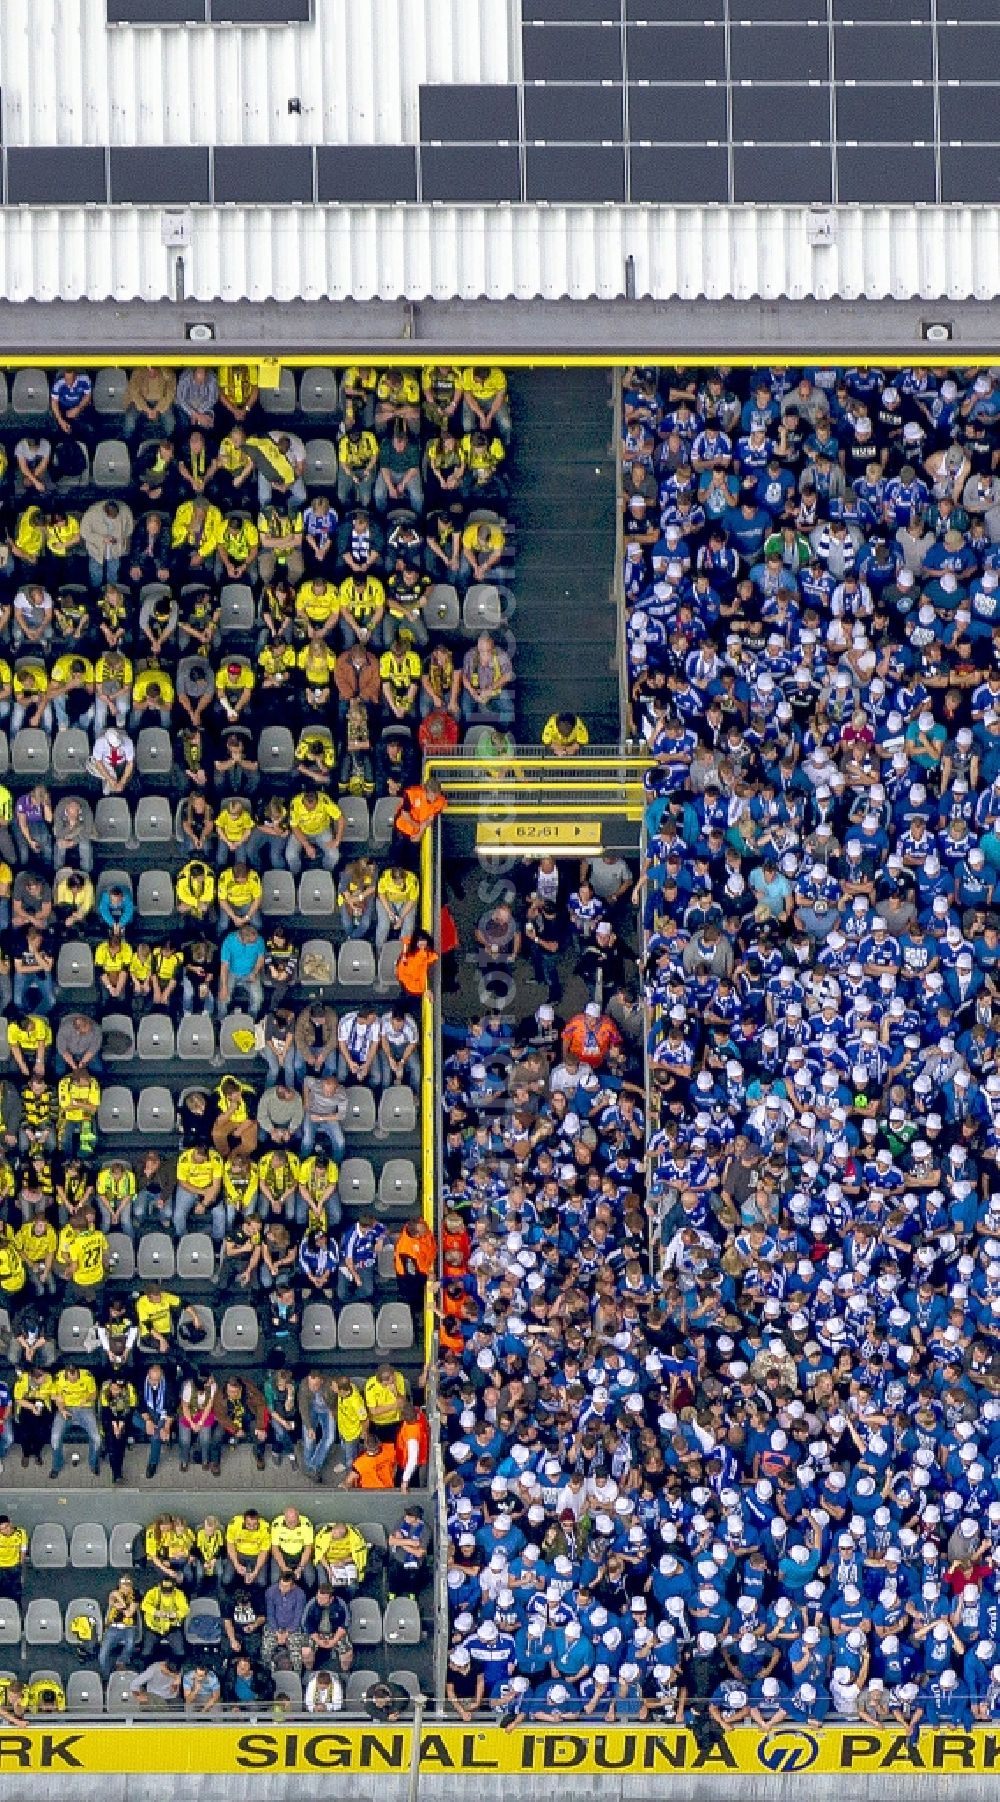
(507, 368, 621, 745)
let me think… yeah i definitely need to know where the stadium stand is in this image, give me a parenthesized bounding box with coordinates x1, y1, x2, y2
(0, 360, 515, 1711)
(439, 362, 1000, 1738)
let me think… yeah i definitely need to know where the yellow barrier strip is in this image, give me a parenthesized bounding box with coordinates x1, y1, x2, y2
(419, 828, 436, 1359)
(2, 1720, 997, 1774)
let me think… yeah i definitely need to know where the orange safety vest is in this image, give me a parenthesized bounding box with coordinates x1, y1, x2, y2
(395, 1413, 430, 1470)
(394, 785, 447, 841)
(395, 941, 438, 997)
(394, 1225, 436, 1279)
(352, 1441, 397, 1489)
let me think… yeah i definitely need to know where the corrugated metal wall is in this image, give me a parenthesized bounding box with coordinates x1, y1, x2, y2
(0, 203, 999, 305)
(0, 0, 512, 146)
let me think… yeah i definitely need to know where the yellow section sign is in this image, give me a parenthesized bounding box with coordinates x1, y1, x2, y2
(6, 1724, 1000, 1775)
(476, 820, 602, 849)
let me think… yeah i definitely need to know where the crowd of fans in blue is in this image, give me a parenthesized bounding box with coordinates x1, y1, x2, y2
(444, 364, 1000, 1737)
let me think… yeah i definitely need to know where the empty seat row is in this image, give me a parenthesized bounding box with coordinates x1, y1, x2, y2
(5, 727, 173, 781)
(0, 1592, 421, 1650)
(92, 1083, 417, 1141)
(104, 1226, 403, 1285)
(57, 1299, 415, 1359)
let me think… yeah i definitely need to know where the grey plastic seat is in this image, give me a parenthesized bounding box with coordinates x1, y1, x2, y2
(109, 1524, 141, 1570)
(337, 1302, 376, 1352)
(136, 1233, 175, 1280)
(371, 796, 400, 846)
(377, 1237, 398, 1284)
(339, 1157, 376, 1205)
(58, 1307, 94, 1354)
(425, 584, 460, 632)
(389, 1668, 422, 1700)
(11, 368, 49, 416)
(185, 1598, 221, 1646)
(25, 1600, 63, 1646)
(220, 583, 255, 634)
(349, 1596, 382, 1646)
(137, 869, 175, 917)
(57, 942, 94, 989)
(134, 795, 174, 843)
(219, 1012, 257, 1062)
(65, 1598, 103, 1649)
(344, 1086, 377, 1135)
(300, 1303, 337, 1352)
(31, 1525, 68, 1569)
(66, 1669, 104, 1713)
(177, 1233, 215, 1282)
(96, 867, 133, 906)
(379, 1159, 418, 1210)
(106, 1670, 139, 1715)
(94, 797, 132, 844)
(11, 730, 49, 776)
(220, 1305, 259, 1355)
(93, 368, 128, 414)
(98, 1087, 136, 1136)
(101, 1017, 136, 1063)
(337, 940, 376, 987)
(0, 1601, 20, 1646)
(299, 939, 335, 988)
(137, 1086, 175, 1134)
(298, 870, 336, 917)
(180, 1301, 216, 1355)
(376, 1302, 415, 1355)
(52, 728, 91, 780)
(272, 1670, 303, 1708)
(136, 727, 172, 777)
(376, 939, 404, 993)
(262, 870, 295, 916)
(463, 583, 503, 632)
(0, 732, 7, 777)
(177, 1013, 216, 1062)
(93, 439, 131, 487)
(105, 1232, 135, 1281)
(378, 1086, 417, 1136)
(339, 796, 370, 843)
(137, 1014, 175, 1062)
(70, 1523, 109, 1569)
(383, 1596, 422, 1646)
(299, 367, 339, 416)
(346, 1668, 380, 1703)
(304, 438, 338, 485)
(257, 726, 295, 774)
(260, 367, 297, 416)
(356, 1521, 387, 1551)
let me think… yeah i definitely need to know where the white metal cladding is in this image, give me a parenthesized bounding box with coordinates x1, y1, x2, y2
(0, 0, 512, 147)
(3, 204, 1000, 305)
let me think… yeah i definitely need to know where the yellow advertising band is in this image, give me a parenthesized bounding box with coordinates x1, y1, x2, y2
(5, 1724, 1000, 1776)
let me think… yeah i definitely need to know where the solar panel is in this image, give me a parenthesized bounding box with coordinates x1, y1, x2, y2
(213, 146, 313, 203)
(627, 24, 727, 80)
(525, 144, 626, 200)
(525, 84, 625, 140)
(630, 144, 728, 201)
(523, 24, 623, 79)
(836, 143, 936, 199)
(421, 147, 521, 202)
(420, 85, 519, 142)
(109, 146, 211, 203)
(315, 146, 418, 202)
(940, 147, 1000, 200)
(628, 84, 728, 141)
(107, 0, 205, 18)
(7, 148, 108, 205)
(732, 83, 831, 141)
(210, 0, 311, 17)
(734, 144, 832, 201)
(833, 22, 933, 77)
(835, 83, 934, 141)
(729, 24, 830, 80)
